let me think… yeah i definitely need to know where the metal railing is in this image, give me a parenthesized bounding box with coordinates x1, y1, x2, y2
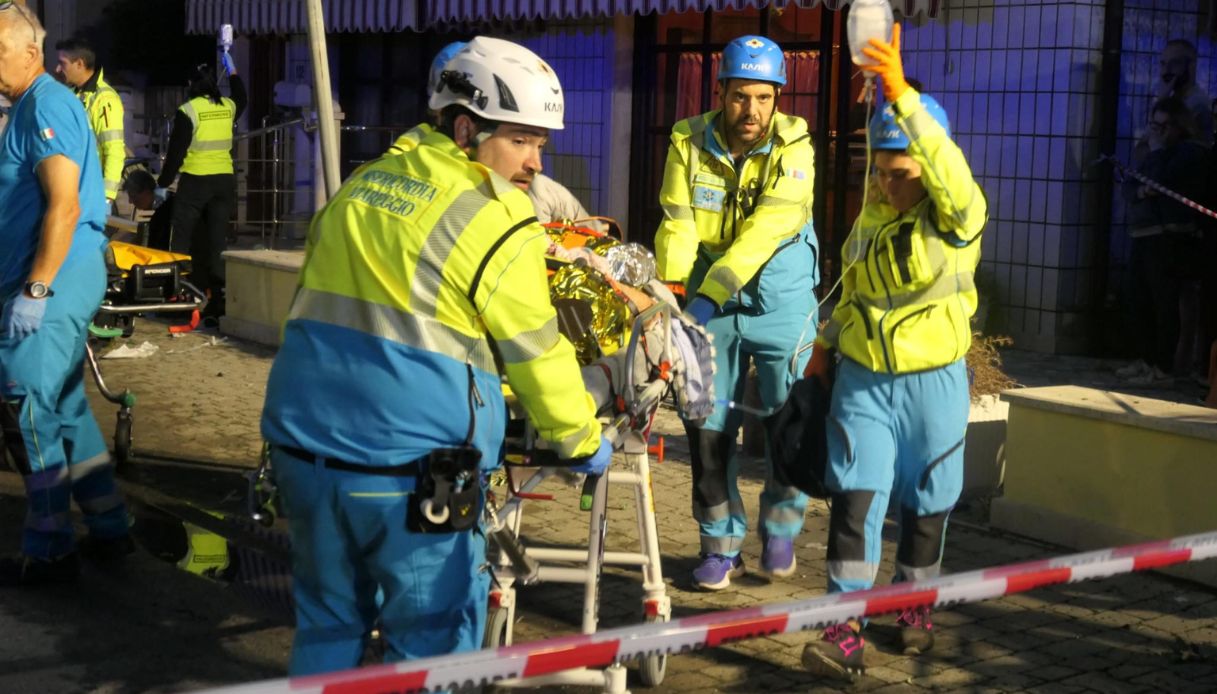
(118, 111, 408, 251)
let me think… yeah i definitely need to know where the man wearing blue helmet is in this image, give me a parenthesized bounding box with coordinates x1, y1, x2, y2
(655, 35, 819, 591)
(801, 24, 987, 681)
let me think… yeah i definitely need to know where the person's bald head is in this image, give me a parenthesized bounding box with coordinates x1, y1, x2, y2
(0, 1, 45, 100)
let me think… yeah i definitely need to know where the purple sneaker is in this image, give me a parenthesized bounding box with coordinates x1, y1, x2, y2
(802, 621, 865, 682)
(692, 553, 744, 591)
(761, 535, 796, 577)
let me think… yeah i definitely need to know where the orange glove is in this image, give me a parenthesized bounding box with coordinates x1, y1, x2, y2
(803, 342, 834, 388)
(861, 23, 910, 103)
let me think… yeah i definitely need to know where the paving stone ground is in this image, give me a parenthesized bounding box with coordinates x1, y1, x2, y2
(0, 322, 1211, 692)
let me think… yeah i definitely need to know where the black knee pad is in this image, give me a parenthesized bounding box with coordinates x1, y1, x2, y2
(827, 491, 876, 562)
(1, 400, 31, 476)
(688, 426, 737, 508)
(897, 508, 950, 568)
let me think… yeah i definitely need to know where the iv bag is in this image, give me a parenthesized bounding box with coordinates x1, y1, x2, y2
(847, 0, 894, 67)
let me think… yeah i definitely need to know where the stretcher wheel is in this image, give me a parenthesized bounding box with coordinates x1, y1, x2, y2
(114, 410, 133, 471)
(638, 614, 668, 686)
(483, 606, 511, 648)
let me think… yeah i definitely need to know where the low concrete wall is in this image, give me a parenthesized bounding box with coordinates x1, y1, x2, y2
(992, 386, 1217, 587)
(219, 250, 303, 347)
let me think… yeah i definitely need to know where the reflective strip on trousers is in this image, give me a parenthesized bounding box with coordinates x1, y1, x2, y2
(289, 287, 497, 373)
(895, 560, 942, 583)
(828, 559, 879, 583)
(24, 465, 68, 493)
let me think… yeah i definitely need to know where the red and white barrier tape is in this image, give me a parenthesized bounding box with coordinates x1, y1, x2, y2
(202, 530, 1217, 694)
(1100, 154, 1217, 221)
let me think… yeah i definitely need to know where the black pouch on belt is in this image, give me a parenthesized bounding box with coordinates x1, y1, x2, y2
(407, 445, 483, 533)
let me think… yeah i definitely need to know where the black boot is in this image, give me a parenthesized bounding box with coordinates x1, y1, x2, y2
(0, 553, 80, 587)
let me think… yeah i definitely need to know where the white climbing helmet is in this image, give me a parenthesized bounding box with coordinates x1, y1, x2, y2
(429, 36, 565, 131)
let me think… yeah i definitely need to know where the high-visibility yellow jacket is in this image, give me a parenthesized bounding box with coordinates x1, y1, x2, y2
(74, 69, 124, 200)
(655, 110, 817, 311)
(818, 89, 988, 374)
(179, 95, 236, 176)
(261, 128, 601, 466)
(386, 123, 430, 155)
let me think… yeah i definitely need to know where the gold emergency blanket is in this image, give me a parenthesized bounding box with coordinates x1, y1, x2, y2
(545, 224, 641, 365)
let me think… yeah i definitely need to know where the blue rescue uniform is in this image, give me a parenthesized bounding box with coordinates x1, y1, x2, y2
(0, 73, 127, 561)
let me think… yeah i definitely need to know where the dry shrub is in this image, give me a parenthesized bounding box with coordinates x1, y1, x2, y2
(967, 333, 1016, 402)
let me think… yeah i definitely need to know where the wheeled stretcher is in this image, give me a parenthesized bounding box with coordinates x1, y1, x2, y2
(86, 237, 207, 467)
(481, 221, 714, 693)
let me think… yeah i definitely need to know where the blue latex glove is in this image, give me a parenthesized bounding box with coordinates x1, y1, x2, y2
(220, 51, 237, 76)
(569, 435, 613, 475)
(685, 296, 718, 326)
(153, 187, 169, 208)
(2, 294, 48, 341)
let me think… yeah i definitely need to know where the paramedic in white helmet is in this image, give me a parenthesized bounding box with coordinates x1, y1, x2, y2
(260, 35, 608, 675)
(386, 41, 597, 227)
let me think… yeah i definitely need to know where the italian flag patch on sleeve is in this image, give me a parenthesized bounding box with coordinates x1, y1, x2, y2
(39, 127, 55, 141)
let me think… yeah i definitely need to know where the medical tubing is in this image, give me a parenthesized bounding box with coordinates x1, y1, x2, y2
(786, 76, 876, 378)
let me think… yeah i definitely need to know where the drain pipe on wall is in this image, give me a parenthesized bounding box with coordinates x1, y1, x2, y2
(305, 0, 341, 199)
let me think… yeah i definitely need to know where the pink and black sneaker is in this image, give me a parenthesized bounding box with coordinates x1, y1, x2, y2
(896, 605, 935, 654)
(802, 621, 865, 681)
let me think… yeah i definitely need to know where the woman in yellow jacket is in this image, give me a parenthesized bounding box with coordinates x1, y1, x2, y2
(801, 25, 987, 681)
(156, 58, 246, 321)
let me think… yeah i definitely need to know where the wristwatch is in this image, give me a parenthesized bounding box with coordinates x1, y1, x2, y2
(25, 280, 53, 299)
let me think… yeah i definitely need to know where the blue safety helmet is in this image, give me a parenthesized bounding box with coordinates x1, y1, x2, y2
(718, 35, 787, 87)
(427, 41, 468, 98)
(868, 93, 952, 150)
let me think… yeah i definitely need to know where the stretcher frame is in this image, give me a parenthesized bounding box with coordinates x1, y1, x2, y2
(86, 236, 207, 468)
(484, 301, 677, 693)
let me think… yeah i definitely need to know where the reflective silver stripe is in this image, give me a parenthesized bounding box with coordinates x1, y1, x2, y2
(662, 203, 695, 222)
(548, 420, 596, 460)
(104, 179, 120, 194)
(69, 452, 114, 480)
(289, 287, 497, 372)
(700, 535, 743, 555)
(191, 139, 233, 151)
(828, 559, 879, 583)
(704, 264, 745, 297)
(411, 185, 493, 316)
(25, 465, 68, 493)
(902, 102, 940, 143)
(855, 272, 976, 311)
(895, 561, 942, 583)
(25, 510, 71, 533)
(77, 492, 125, 515)
(496, 317, 559, 365)
(97, 129, 123, 142)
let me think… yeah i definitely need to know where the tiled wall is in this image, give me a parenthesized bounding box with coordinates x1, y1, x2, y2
(902, 0, 1109, 353)
(519, 19, 619, 217)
